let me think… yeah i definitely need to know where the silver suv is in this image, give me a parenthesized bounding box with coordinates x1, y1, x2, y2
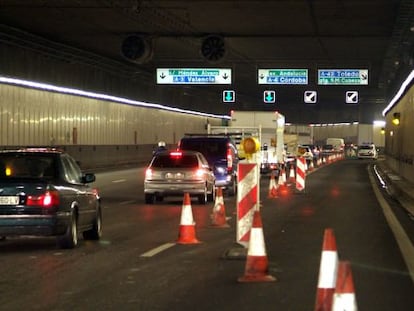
(144, 150, 215, 204)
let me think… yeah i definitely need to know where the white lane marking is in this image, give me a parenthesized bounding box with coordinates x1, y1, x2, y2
(120, 200, 135, 205)
(140, 243, 176, 257)
(112, 179, 126, 183)
(369, 167, 414, 283)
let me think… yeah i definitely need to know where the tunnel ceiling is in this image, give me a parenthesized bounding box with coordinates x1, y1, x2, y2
(1, 0, 414, 123)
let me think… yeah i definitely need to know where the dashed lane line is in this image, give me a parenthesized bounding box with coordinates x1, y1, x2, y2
(140, 243, 176, 257)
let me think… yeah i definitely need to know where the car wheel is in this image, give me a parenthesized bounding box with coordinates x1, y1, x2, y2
(145, 193, 155, 204)
(83, 206, 102, 240)
(57, 211, 78, 249)
(198, 189, 207, 205)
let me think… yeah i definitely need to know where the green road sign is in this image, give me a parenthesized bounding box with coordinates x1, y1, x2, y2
(318, 69, 368, 85)
(157, 68, 232, 84)
(258, 69, 308, 85)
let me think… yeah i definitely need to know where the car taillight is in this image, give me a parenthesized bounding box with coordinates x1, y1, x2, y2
(170, 151, 182, 158)
(195, 169, 204, 178)
(227, 146, 233, 173)
(145, 168, 153, 179)
(27, 191, 59, 208)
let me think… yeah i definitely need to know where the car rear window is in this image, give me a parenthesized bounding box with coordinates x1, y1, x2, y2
(180, 139, 227, 158)
(359, 145, 374, 150)
(0, 154, 56, 178)
(151, 154, 198, 168)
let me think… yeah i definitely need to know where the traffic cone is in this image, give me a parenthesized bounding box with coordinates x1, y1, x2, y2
(177, 193, 201, 244)
(314, 228, 339, 311)
(277, 169, 289, 195)
(308, 159, 314, 171)
(281, 165, 287, 184)
(268, 172, 278, 198)
(238, 210, 276, 282)
(289, 164, 295, 184)
(211, 187, 230, 228)
(332, 261, 358, 311)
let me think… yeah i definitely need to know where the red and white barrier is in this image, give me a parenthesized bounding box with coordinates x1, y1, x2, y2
(296, 157, 306, 192)
(237, 162, 259, 247)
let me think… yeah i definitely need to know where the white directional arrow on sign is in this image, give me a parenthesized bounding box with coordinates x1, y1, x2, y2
(304, 91, 317, 103)
(346, 91, 358, 103)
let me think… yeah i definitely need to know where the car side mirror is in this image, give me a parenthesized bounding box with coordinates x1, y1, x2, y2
(82, 173, 96, 183)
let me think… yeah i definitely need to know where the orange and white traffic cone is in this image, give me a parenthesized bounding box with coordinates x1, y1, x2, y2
(281, 165, 287, 184)
(314, 228, 339, 311)
(277, 169, 289, 196)
(308, 159, 314, 171)
(211, 187, 230, 228)
(177, 193, 201, 244)
(238, 210, 276, 282)
(289, 164, 296, 184)
(332, 261, 358, 311)
(268, 172, 279, 198)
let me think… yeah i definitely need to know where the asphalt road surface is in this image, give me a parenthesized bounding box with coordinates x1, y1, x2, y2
(1, 159, 414, 311)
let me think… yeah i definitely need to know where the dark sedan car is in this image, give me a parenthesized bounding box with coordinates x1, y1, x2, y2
(0, 148, 102, 248)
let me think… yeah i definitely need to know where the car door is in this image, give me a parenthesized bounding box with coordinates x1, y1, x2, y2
(61, 155, 96, 227)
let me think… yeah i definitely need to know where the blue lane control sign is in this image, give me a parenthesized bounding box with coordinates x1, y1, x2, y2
(263, 90, 276, 103)
(318, 69, 368, 85)
(157, 68, 232, 84)
(223, 90, 235, 103)
(258, 69, 308, 85)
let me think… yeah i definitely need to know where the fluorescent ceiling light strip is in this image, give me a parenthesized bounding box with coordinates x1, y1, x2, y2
(382, 69, 414, 116)
(0, 76, 230, 120)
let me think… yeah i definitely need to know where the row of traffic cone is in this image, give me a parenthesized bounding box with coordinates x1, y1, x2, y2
(177, 190, 276, 283)
(314, 228, 357, 311)
(177, 187, 230, 244)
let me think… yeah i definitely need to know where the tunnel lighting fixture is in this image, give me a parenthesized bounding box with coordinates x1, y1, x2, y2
(0, 76, 230, 120)
(392, 112, 400, 125)
(382, 69, 414, 116)
(381, 127, 385, 135)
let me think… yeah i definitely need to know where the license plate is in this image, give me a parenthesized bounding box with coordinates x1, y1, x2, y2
(0, 196, 19, 205)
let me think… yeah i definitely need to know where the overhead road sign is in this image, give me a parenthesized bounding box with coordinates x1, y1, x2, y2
(304, 91, 317, 103)
(318, 69, 368, 85)
(346, 91, 358, 103)
(157, 68, 232, 84)
(258, 69, 308, 85)
(263, 90, 275, 103)
(223, 90, 235, 103)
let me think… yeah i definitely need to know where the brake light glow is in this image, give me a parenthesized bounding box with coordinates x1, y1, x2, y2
(227, 146, 233, 173)
(26, 191, 59, 208)
(170, 151, 182, 157)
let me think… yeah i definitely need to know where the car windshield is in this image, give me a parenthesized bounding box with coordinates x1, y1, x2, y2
(0, 154, 56, 179)
(359, 145, 374, 150)
(151, 154, 198, 168)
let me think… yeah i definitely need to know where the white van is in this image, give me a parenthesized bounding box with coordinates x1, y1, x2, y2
(326, 138, 345, 152)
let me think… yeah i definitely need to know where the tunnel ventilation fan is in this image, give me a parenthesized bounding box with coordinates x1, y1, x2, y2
(121, 34, 152, 64)
(201, 35, 226, 62)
